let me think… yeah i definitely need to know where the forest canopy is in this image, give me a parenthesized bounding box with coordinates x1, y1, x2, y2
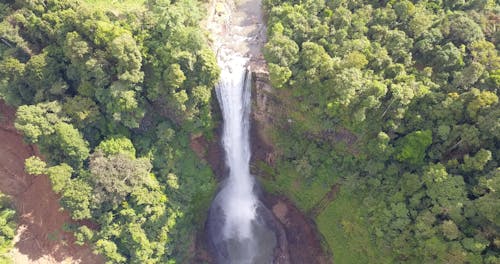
(262, 0, 500, 263)
(1, 0, 219, 262)
(1, 0, 500, 263)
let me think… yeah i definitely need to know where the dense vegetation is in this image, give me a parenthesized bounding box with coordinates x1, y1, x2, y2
(1, 0, 219, 262)
(0, 193, 15, 264)
(262, 0, 500, 263)
(2, 0, 499, 263)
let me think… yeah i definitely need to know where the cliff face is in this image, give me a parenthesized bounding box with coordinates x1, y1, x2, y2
(250, 70, 277, 169)
(250, 66, 333, 264)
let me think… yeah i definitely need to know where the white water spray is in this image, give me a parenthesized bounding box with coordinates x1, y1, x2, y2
(216, 53, 257, 241)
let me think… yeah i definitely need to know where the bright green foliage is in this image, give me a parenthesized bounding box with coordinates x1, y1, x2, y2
(74, 225, 94, 246)
(24, 156, 46, 176)
(14, 102, 63, 143)
(50, 122, 89, 168)
(395, 130, 432, 165)
(163, 64, 186, 89)
(316, 189, 391, 263)
(470, 40, 500, 70)
(0, 193, 16, 264)
(268, 63, 292, 88)
(263, 34, 299, 67)
(0, 58, 26, 106)
(94, 239, 126, 263)
(95, 136, 136, 158)
(60, 179, 93, 220)
(466, 89, 498, 119)
(46, 163, 73, 194)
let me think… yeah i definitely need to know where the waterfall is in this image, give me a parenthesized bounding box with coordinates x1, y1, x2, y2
(206, 0, 278, 263)
(216, 54, 256, 241)
(207, 45, 276, 264)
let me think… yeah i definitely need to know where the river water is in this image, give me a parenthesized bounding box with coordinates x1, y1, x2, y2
(206, 0, 277, 263)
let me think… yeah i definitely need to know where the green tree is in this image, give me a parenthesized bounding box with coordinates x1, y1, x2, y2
(49, 122, 89, 168)
(396, 130, 433, 165)
(108, 33, 143, 83)
(61, 179, 92, 220)
(461, 149, 492, 172)
(63, 31, 90, 64)
(62, 95, 100, 130)
(446, 13, 484, 45)
(163, 63, 186, 90)
(96, 136, 136, 158)
(0, 57, 27, 106)
(469, 40, 500, 70)
(268, 63, 292, 89)
(466, 89, 498, 119)
(263, 34, 299, 67)
(94, 239, 126, 263)
(46, 163, 73, 193)
(474, 169, 500, 225)
(24, 51, 65, 103)
(441, 220, 461, 241)
(89, 151, 153, 208)
(15, 101, 63, 143)
(24, 156, 46, 176)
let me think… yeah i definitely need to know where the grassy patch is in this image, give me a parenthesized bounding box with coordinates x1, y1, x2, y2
(316, 187, 393, 264)
(80, 0, 146, 13)
(260, 161, 336, 212)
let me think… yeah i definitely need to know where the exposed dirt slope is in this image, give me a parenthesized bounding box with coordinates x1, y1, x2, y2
(0, 101, 102, 264)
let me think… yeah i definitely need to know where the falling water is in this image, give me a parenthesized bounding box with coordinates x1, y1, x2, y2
(207, 48, 276, 263)
(216, 54, 256, 240)
(206, 0, 278, 262)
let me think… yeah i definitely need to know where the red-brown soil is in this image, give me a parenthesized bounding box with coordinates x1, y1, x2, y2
(0, 101, 103, 264)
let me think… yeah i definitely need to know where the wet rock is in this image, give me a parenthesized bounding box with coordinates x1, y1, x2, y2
(262, 194, 333, 264)
(206, 188, 288, 264)
(250, 70, 277, 171)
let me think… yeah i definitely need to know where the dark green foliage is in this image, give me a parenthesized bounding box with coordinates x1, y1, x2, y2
(1, 0, 217, 263)
(263, 0, 500, 262)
